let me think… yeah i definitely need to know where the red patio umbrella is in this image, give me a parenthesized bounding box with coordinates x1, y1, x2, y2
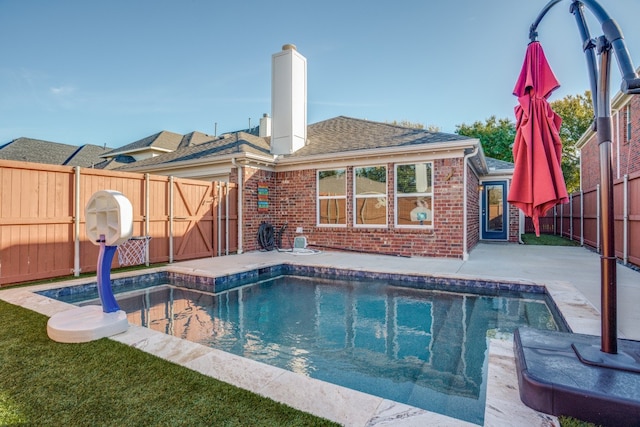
(508, 41, 569, 236)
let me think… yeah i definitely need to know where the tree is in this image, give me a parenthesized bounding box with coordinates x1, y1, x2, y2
(454, 91, 593, 194)
(385, 120, 424, 129)
(550, 91, 593, 193)
(455, 116, 516, 162)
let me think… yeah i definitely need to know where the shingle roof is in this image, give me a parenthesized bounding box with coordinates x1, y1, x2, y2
(485, 157, 514, 170)
(102, 130, 184, 156)
(178, 131, 215, 149)
(116, 116, 478, 171)
(0, 137, 111, 167)
(116, 131, 271, 170)
(291, 116, 474, 157)
(92, 155, 137, 170)
(64, 144, 112, 167)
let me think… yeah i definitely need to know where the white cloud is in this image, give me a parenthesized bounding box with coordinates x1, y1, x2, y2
(50, 85, 76, 95)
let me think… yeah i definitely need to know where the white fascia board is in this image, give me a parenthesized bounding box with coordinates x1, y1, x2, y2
(485, 170, 515, 179)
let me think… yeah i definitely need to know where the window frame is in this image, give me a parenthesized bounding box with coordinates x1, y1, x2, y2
(316, 168, 347, 227)
(353, 165, 388, 228)
(394, 162, 434, 229)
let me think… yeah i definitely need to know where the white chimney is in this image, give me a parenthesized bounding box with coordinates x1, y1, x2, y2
(259, 113, 271, 137)
(271, 44, 307, 155)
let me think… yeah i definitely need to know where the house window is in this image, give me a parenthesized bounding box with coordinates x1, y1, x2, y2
(317, 169, 346, 225)
(354, 166, 387, 226)
(627, 104, 632, 143)
(395, 162, 433, 227)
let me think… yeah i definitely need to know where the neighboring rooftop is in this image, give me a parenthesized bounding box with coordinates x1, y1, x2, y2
(116, 131, 272, 171)
(0, 137, 111, 167)
(101, 130, 214, 160)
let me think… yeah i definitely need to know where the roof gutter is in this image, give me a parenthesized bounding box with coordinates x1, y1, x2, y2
(275, 139, 478, 169)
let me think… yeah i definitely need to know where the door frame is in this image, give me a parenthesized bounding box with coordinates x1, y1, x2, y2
(480, 180, 508, 240)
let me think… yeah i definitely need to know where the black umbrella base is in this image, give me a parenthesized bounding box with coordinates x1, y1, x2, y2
(514, 327, 640, 427)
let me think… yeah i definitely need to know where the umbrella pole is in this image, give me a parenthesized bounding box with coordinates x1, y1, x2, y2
(595, 36, 617, 354)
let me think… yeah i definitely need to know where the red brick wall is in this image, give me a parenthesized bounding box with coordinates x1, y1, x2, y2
(581, 96, 640, 191)
(233, 167, 277, 253)
(509, 202, 520, 242)
(581, 132, 599, 191)
(466, 166, 480, 251)
(239, 158, 471, 258)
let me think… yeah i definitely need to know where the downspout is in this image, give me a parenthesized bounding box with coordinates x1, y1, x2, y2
(616, 109, 620, 179)
(463, 145, 479, 261)
(231, 158, 244, 254)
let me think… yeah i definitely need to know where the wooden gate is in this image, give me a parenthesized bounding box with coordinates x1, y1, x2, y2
(172, 179, 215, 261)
(171, 178, 238, 261)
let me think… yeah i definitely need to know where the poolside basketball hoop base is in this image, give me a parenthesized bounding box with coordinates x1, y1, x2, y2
(47, 306, 128, 343)
(47, 190, 132, 343)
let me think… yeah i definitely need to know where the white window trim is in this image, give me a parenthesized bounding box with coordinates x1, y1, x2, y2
(394, 162, 434, 229)
(353, 165, 388, 228)
(317, 169, 347, 227)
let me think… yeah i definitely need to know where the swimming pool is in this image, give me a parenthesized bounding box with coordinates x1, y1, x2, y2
(43, 265, 566, 425)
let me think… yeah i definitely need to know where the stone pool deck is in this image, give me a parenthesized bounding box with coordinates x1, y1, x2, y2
(2, 242, 639, 426)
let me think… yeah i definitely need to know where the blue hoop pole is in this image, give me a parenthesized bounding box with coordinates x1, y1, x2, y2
(97, 236, 121, 313)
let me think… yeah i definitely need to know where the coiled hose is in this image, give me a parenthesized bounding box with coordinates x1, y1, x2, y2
(257, 222, 276, 251)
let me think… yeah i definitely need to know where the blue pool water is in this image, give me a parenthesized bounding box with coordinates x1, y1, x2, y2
(49, 271, 565, 425)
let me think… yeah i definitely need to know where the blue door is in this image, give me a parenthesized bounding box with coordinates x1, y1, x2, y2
(481, 181, 508, 240)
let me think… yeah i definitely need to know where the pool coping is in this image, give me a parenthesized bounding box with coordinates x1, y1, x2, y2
(0, 259, 601, 426)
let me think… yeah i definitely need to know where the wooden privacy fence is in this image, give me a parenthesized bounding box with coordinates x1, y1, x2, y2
(0, 160, 237, 286)
(542, 171, 640, 268)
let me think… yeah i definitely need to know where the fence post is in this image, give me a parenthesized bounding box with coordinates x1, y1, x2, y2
(73, 166, 81, 277)
(144, 173, 150, 266)
(580, 190, 584, 246)
(569, 193, 573, 241)
(225, 182, 230, 255)
(216, 182, 221, 257)
(624, 174, 629, 265)
(596, 184, 601, 253)
(560, 203, 564, 238)
(169, 176, 174, 263)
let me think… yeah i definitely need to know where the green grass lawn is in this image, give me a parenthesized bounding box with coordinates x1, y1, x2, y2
(521, 233, 580, 246)
(0, 300, 337, 426)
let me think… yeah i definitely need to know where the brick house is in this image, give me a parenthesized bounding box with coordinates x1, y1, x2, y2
(113, 45, 519, 259)
(577, 84, 640, 190)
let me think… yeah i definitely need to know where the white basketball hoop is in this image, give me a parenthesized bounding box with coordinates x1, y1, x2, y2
(117, 236, 151, 267)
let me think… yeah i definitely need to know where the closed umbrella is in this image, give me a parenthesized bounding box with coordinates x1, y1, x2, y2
(508, 41, 569, 236)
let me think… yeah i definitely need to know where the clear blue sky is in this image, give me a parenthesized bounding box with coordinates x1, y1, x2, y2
(2, 0, 640, 148)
